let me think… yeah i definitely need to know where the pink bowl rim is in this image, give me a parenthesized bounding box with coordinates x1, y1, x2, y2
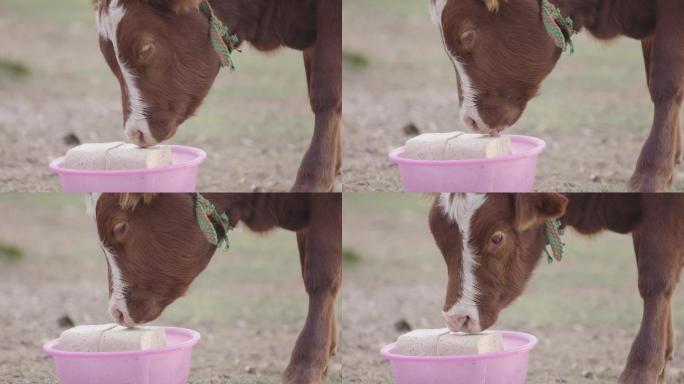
(49, 145, 207, 176)
(43, 326, 201, 358)
(379, 331, 538, 362)
(388, 135, 546, 166)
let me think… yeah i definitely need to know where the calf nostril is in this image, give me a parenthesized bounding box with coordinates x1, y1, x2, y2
(134, 130, 146, 145)
(113, 309, 124, 323)
(465, 116, 478, 131)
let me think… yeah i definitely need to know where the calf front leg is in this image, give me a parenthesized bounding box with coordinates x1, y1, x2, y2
(629, 1, 684, 191)
(619, 230, 678, 384)
(620, 297, 672, 384)
(291, 0, 341, 192)
(657, 305, 674, 384)
(676, 124, 682, 165)
(283, 195, 341, 384)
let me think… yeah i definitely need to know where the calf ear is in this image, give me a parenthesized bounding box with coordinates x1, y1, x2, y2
(514, 194, 568, 231)
(482, 0, 507, 12)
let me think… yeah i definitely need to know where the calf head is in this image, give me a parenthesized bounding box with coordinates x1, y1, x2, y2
(429, 193, 568, 333)
(89, 193, 226, 326)
(94, 0, 220, 146)
(430, 0, 563, 134)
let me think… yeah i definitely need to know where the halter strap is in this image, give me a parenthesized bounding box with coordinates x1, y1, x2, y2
(541, 0, 575, 54)
(199, 0, 239, 71)
(544, 218, 565, 263)
(195, 193, 230, 250)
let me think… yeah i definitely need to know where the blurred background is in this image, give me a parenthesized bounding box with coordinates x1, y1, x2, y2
(0, 194, 341, 384)
(0, 1, 313, 192)
(341, 193, 684, 384)
(342, 0, 684, 192)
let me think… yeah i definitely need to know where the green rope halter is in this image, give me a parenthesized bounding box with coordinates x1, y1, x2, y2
(199, 0, 239, 71)
(541, 0, 575, 54)
(195, 193, 230, 250)
(544, 218, 565, 263)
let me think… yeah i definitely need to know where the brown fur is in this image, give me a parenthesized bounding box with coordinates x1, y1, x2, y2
(430, 193, 684, 384)
(438, 0, 684, 191)
(94, 193, 341, 384)
(94, 0, 341, 192)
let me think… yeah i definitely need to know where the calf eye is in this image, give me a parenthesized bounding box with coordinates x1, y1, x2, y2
(490, 231, 504, 246)
(137, 34, 156, 63)
(113, 222, 128, 242)
(460, 30, 477, 50)
(138, 42, 156, 63)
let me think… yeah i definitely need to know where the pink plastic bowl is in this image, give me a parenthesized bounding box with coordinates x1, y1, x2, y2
(49, 145, 206, 192)
(43, 327, 200, 384)
(389, 135, 546, 192)
(380, 331, 538, 384)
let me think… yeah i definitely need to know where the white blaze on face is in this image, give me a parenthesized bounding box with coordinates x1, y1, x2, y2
(102, 245, 134, 326)
(438, 193, 487, 333)
(85, 193, 101, 219)
(430, 0, 488, 132)
(84, 193, 134, 326)
(95, 0, 153, 145)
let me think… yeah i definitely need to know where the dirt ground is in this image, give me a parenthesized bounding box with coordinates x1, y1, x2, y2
(341, 194, 684, 384)
(342, 0, 684, 192)
(0, 195, 341, 383)
(0, 1, 317, 192)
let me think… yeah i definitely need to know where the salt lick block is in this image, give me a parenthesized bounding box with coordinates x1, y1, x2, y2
(403, 132, 464, 160)
(99, 326, 167, 352)
(62, 142, 122, 170)
(394, 328, 504, 356)
(57, 324, 117, 353)
(403, 131, 512, 160)
(63, 142, 172, 170)
(445, 133, 512, 160)
(58, 324, 167, 352)
(106, 144, 173, 170)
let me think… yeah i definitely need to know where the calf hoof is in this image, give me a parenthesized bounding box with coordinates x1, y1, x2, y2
(619, 367, 661, 384)
(282, 364, 323, 384)
(628, 170, 671, 192)
(291, 180, 334, 192)
(291, 174, 335, 192)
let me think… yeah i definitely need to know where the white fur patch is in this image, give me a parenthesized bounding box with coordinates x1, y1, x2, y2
(103, 245, 133, 326)
(95, 0, 152, 144)
(85, 193, 101, 219)
(438, 193, 487, 332)
(85, 192, 133, 326)
(430, 0, 487, 132)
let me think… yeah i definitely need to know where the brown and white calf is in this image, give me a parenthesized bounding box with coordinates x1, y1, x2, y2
(87, 192, 341, 384)
(431, 0, 684, 192)
(93, 0, 341, 192)
(429, 193, 684, 384)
